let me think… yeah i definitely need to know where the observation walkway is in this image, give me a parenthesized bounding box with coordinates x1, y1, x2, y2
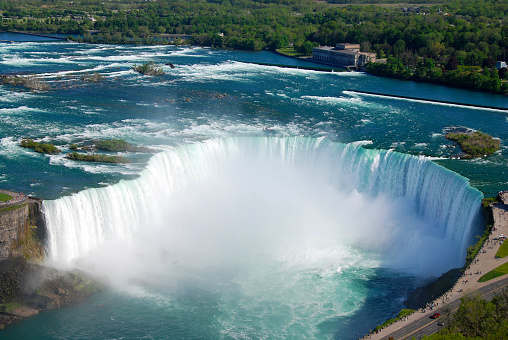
(364, 194, 508, 340)
(0, 189, 29, 209)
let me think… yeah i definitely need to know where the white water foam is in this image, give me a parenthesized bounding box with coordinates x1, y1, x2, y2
(44, 137, 482, 280)
(41, 136, 484, 338)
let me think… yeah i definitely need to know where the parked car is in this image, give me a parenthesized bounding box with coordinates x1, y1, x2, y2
(430, 312, 441, 319)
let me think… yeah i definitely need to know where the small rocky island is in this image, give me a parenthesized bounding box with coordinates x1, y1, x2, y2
(20, 138, 61, 155)
(445, 130, 500, 159)
(66, 152, 130, 163)
(19, 138, 151, 164)
(0, 75, 51, 92)
(132, 61, 165, 76)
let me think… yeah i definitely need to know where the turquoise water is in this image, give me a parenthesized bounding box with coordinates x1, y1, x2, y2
(0, 42, 506, 339)
(0, 32, 64, 42)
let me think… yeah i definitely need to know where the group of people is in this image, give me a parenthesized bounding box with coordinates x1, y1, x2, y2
(0, 192, 26, 205)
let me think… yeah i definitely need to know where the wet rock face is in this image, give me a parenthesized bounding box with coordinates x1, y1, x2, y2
(0, 257, 102, 330)
(0, 199, 44, 261)
(0, 204, 30, 260)
(0, 200, 101, 331)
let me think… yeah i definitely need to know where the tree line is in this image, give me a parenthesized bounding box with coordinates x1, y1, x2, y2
(0, 0, 507, 93)
(424, 288, 508, 339)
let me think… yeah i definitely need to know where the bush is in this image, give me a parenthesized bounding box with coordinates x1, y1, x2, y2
(445, 131, 500, 158)
(96, 139, 151, 152)
(96, 139, 131, 152)
(66, 152, 130, 163)
(133, 61, 164, 76)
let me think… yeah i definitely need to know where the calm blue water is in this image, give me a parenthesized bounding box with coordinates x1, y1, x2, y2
(0, 32, 64, 42)
(0, 41, 506, 339)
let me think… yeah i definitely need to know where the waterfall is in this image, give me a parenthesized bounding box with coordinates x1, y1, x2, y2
(43, 137, 483, 272)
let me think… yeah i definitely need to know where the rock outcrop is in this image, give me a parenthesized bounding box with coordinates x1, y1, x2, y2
(0, 192, 102, 330)
(0, 195, 45, 261)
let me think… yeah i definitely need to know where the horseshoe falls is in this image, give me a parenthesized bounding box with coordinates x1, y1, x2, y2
(44, 137, 482, 273)
(41, 137, 483, 338)
(1, 43, 505, 339)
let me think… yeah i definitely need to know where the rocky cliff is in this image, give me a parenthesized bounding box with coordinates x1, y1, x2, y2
(0, 196, 102, 330)
(0, 198, 45, 261)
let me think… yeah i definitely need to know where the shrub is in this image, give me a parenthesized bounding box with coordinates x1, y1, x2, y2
(133, 61, 164, 76)
(20, 138, 61, 154)
(96, 139, 131, 152)
(445, 131, 500, 158)
(95, 139, 151, 152)
(66, 152, 130, 163)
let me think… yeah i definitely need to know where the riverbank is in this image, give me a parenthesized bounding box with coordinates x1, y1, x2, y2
(365, 193, 508, 339)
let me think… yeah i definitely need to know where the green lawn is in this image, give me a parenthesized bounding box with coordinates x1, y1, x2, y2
(496, 241, 508, 258)
(478, 262, 508, 282)
(276, 47, 307, 57)
(374, 309, 414, 331)
(0, 193, 13, 202)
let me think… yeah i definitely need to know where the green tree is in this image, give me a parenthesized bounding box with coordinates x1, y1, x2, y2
(297, 40, 316, 55)
(452, 295, 496, 338)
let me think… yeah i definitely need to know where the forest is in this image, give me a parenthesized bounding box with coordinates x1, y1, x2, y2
(0, 0, 506, 93)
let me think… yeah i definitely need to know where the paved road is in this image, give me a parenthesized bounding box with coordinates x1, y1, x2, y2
(378, 276, 508, 340)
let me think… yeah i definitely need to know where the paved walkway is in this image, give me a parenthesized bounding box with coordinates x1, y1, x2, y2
(365, 202, 508, 340)
(0, 189, 28, 208)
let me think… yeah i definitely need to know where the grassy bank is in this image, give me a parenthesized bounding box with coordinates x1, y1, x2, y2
(275, 47, 307, 58)
(478, 262, 508, 282)
(464, 224, 493, 273)
(373, 309, 414, 332)
(0, 193, 13, 202)
(496, 242, 508, 258)
(0, 202, 28, 214)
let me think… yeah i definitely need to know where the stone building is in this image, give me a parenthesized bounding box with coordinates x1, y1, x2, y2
(312, 43, 376, 68)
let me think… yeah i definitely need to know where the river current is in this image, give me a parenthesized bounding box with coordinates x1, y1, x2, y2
(0, 41, 507, 339)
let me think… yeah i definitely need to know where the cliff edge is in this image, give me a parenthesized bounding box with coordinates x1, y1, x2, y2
(0, 192, 102, 330)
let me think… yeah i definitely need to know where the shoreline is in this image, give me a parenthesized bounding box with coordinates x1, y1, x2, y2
(1, 33, 506, 97)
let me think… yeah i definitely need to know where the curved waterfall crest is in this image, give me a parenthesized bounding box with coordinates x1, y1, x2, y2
(43, 137, 483, 266)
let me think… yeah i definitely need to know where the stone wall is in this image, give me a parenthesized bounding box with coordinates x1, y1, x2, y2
(0, 199, 44, 261)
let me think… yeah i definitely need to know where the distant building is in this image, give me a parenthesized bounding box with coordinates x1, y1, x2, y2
(495, 61, 507, 70)
(312, 43, 376, 69)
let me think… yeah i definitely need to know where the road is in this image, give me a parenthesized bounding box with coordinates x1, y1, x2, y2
(377, 276, 508, 340)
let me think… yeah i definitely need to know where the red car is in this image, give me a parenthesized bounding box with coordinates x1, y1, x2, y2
(430, 312, 441, 319)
